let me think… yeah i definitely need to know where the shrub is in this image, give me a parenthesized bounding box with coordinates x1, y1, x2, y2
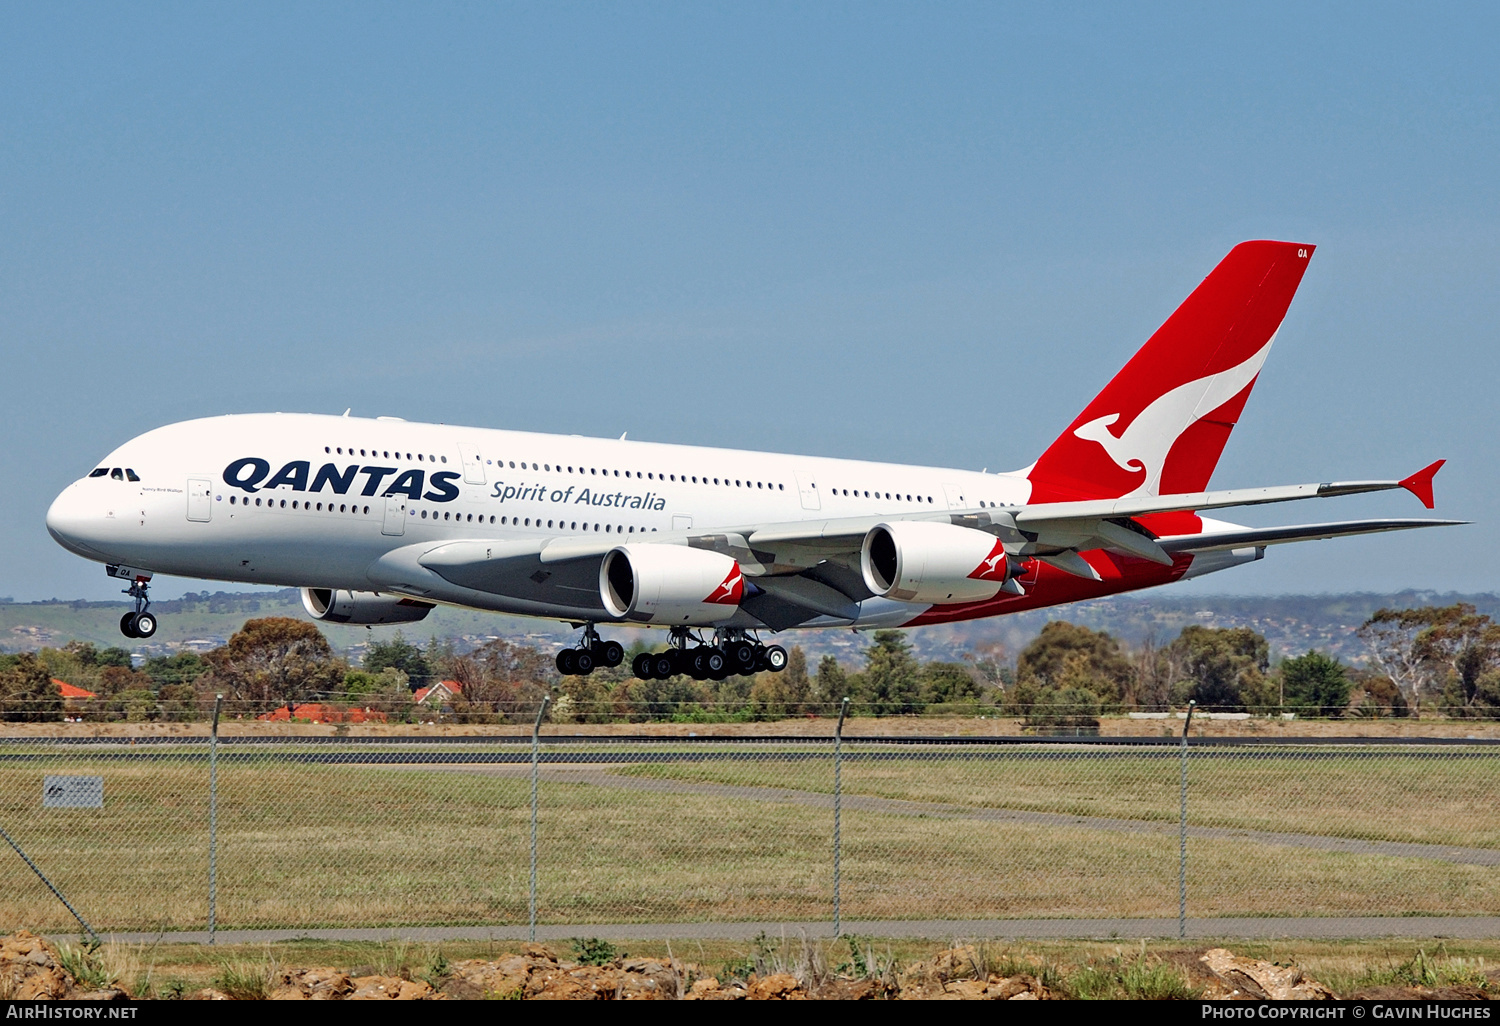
(1023, 686, 1101, 734)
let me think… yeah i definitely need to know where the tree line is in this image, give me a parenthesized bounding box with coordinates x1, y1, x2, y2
(2, 602, 1498, 723)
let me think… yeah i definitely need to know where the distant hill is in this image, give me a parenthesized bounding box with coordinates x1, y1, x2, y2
(2, 588, 1496, 668)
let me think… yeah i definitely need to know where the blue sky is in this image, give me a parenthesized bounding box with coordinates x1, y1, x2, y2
(2, 3, 1496, 601)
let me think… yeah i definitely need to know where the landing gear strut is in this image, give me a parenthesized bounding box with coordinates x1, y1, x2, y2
(109, 565, 156, 639)
(555, 624, 625, 676)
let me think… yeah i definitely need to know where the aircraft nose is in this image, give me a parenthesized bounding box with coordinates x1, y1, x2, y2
(47, 483, 110, 559)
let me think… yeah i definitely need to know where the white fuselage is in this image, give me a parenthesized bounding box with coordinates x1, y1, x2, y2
(47, 412, 1039, 628)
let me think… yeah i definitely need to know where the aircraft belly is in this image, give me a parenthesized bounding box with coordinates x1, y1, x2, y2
(368, 541, 611, 619)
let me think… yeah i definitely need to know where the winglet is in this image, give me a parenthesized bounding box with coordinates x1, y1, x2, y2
(1399, 460, 1445, 509)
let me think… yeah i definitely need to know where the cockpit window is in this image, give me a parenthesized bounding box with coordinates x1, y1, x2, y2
(125, 469, 140, 482)
(110, 468, 124, 481)
(89, 468, 108, 478)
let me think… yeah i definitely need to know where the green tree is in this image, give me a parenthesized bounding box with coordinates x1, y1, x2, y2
(1017, 621, 1135, 705)
(921, 662, 983, 705)
(97, 664, 154, 697)
(203, 617, 346, 715)
(448, 638, 554, 723)
(814, 655, 848, 706)
(780, 646, 812, 714)
(1279, 651, 1351, 718)
(363, 632, 432, 684)
(1346, 668, 1409, 719)
(1023, 686, 1101, 733)
(0, 653, 63, 722)
(1412, 605, 1500, 713)
(142, 652, 208, 689)
(1164, 625, 1270, 712)
(863, 630, 924, 715)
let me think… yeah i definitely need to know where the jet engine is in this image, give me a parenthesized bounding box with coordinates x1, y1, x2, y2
(600, 545, 745, 624)
(301, 588, 436, 625)
(860, 521, 1020, 604)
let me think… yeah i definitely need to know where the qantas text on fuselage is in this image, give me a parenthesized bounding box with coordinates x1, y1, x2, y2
(45, 241, 1463, 680)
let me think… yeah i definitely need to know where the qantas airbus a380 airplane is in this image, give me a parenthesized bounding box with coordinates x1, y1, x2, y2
(46, 241, 1462, 681)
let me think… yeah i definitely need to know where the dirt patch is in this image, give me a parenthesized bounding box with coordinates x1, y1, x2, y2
(1198, 948, 1337, 1000)
(0, 931, 126, 1001)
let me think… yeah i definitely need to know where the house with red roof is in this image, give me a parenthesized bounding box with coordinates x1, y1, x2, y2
(257, 703, 389, 724)
(413, 680, 462, 707)
(53, 679, 96, 700)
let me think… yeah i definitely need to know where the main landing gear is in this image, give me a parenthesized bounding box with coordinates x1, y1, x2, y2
(108, 565, 157, 639)
(555, 624, 625, 676)
(630, 628, 787, 682)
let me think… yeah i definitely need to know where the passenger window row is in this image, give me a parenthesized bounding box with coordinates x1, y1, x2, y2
(493, 514, 651, 534)
(833, 487, 933, 504)
(229, 495, 373, 515)
(324, 446, 448, 464)
(497, 460, 785, 493)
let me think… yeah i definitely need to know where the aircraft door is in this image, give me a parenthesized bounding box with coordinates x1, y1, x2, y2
(458, 443, 486, 485)
(943, 483, 968, 510)
(187, 479, 212, 522)
(382, 496, 407, 536)
(794, 471, 821, 511)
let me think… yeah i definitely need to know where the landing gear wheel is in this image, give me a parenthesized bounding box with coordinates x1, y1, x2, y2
(120, 612, 139, 639)
(764, 645, 788, 672)
(632, 653, 655, 680)
(651, 653, 676, 679)
(596, 640, 624, 668)
(131, 612, 157, 639)
(727, 641, 757, 671)
(556, 650, 578, 676)
(574, 649, 595, 675)
(691, 648, 726, 679)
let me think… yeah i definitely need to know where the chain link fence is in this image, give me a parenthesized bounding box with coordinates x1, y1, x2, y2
(0, 725, 1496, 936)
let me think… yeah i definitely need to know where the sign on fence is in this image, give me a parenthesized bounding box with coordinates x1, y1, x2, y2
(43, 775, 103, 808)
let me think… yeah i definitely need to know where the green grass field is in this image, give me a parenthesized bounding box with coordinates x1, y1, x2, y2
(0, 743, 1496, 933)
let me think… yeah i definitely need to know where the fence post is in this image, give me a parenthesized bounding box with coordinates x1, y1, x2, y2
(833, 695, 850, 938)
(529, 694, 551, 944)
(1178, 699, 1196, 940)
(209, 694, 222, 945)
(0, 822, 98, 945)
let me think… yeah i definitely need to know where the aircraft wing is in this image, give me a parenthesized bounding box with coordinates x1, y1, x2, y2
(406, 464, 1458, 606)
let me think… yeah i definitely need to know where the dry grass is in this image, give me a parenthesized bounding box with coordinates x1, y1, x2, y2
(0, 747, 1496, 933)
(27, 936, 1500, 1000)
(619, 746, 1500, 849)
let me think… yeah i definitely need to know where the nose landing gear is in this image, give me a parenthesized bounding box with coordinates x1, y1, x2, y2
(108, 565, 156, 639)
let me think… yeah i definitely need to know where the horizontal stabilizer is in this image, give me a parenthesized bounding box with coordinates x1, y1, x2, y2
(1158, 518, 1466, 555)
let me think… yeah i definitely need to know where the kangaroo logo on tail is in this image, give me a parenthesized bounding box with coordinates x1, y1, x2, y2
(1026, 241, 1313, 503)
(1071, 335, 1276, 497)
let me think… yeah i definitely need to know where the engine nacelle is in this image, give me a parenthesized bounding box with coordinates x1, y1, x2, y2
(600, 545, 744, 624)
(860, 521, 1017, 604)
(301, 588, 436, 625)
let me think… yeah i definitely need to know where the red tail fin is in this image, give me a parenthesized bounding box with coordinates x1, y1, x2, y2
(1027, 241, 1314, 503)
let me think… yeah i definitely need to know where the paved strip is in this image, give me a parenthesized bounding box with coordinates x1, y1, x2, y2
(85, 917, 1500, 946)
(395, 762, 1500, 867)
